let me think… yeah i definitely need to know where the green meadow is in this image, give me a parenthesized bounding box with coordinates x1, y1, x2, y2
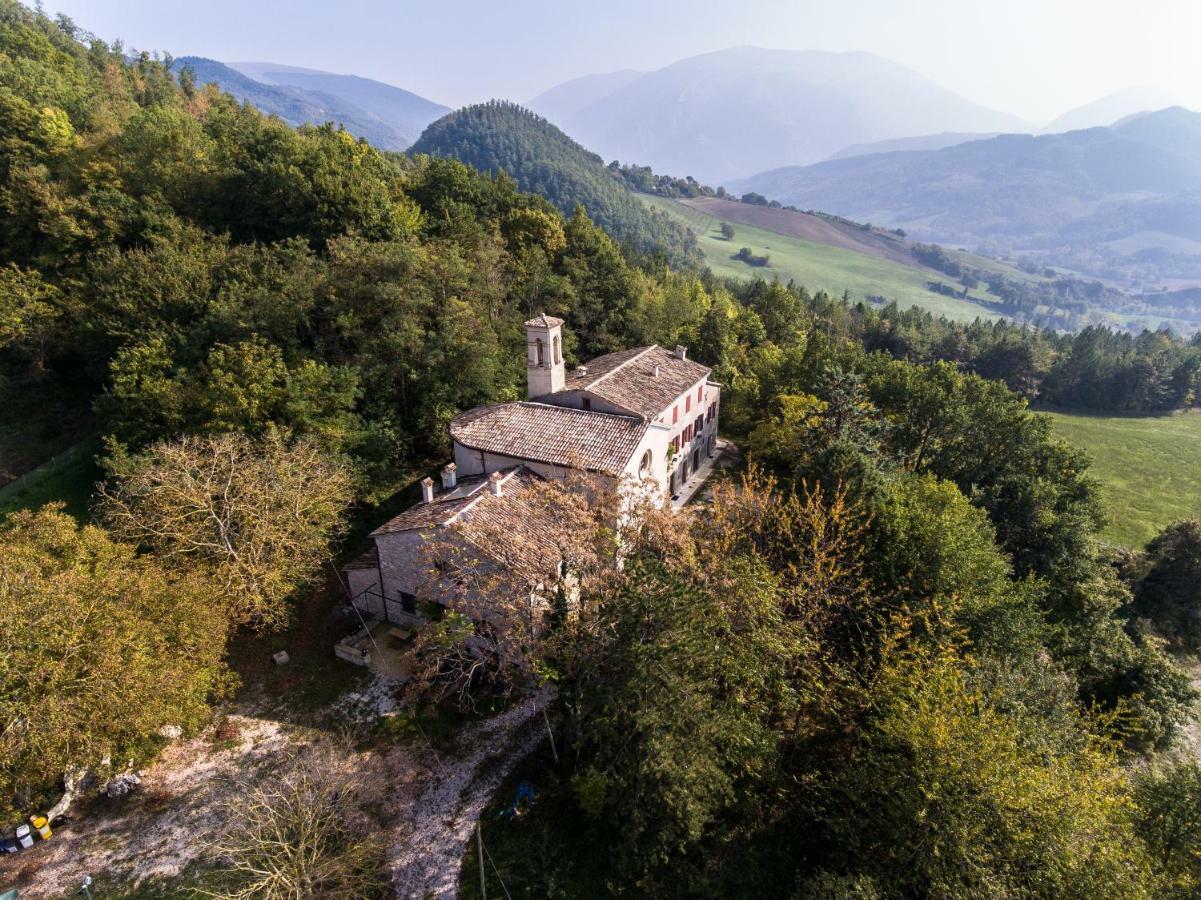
(642, 194, 1000, 323)
(0, 436, 102, 523)
(1044, 409, 1201, 548)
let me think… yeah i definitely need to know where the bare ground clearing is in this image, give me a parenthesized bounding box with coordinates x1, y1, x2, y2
(4, 682, 549, 899)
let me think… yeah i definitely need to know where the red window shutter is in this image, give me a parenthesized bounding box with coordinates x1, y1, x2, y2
(686, 396, 691, 413)
(698, 385, 703, 402)
(673, 406, 678, 424)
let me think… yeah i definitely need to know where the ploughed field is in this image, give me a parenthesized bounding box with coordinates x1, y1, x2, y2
(1044, 408, 1201, 548)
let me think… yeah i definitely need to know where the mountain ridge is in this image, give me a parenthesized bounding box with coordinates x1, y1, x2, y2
(172, 57, 447, 149)
(541, 46, 1028, 183)
(730, 106, 1201, 281)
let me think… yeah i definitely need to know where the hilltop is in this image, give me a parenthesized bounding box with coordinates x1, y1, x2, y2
(409, 101, 699, 266)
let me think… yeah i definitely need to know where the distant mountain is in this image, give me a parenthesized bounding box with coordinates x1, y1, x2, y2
(730, 107, 1201, 280)
(230, 61, 448, 144)
(552, 47, 1028, 183)
(1043, 86, 1180, 133)
(527, 70, 644, 124)
(172, 57, 446, 149)
(826, 132, 999, 162)
(409, 101, 699, 266)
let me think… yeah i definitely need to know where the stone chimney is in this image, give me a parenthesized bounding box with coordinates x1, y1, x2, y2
(576, 365, 589, 377)
(674, 345, 687, 361)
(652, 364, 660, 378)
(441, 462, 457, 491)
(488, 471, 504, 497)
(420, 477, 435, 503)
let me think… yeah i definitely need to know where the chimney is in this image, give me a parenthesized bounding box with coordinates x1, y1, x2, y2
(420, 477, 435, 504)
(441, 462, 457, 491)
(576, 365, 588, 377)
(652, 364, 660, 378)
(674, 345, 687, 361)
(488, 471, 504, 497)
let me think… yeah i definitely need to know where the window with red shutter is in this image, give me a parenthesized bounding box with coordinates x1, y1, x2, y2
(698, 385, 703, 402)
(672, 406, 678, 424)
(685, 396, 691, 413)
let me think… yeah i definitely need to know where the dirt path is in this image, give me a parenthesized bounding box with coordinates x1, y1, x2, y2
(4, 683, 548, 899)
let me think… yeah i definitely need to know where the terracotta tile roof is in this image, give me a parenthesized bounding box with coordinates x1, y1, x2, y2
(367, 468, 562, 580)
(563, 345, 712, 419)
(343, 546, 379, 570)
(370, 492, 476, 535)
(524, 313, 564, 328)
(457, 470, 563, 578)
(450, 403, 647, 476)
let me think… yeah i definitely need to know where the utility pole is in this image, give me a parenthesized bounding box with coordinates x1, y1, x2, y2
(476, 819, 487, 900)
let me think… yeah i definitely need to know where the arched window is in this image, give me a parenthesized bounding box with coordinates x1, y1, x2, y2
(534, 337, 544, 366)
(639, 449, 653, 478)
(553, 335, 562, 364)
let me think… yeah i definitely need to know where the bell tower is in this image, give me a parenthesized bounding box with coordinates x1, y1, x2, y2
(525, 313, 565, 399)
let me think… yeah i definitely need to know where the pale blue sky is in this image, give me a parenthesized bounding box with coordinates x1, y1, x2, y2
(43, 0, 1199, 122)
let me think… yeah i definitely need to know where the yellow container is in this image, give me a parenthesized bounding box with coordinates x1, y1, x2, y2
(30, 815, 51, 840)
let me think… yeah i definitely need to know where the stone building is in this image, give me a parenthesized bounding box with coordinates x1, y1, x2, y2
(342, 315, 721, 628)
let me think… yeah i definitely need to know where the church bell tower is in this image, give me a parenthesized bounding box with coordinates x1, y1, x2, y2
(525, 313, 565, 399)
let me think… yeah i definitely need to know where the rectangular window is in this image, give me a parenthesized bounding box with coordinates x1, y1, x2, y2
(698, 385, 704, 402)
(696, 416, 704, 434)
(685, 396, 691, 413)
(672, 406, 678, 424)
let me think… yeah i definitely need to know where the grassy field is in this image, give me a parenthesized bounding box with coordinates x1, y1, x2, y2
(0, 435, 102, 522)
(1043, 409, 1201, 548)
(643, 194, 1000, 323)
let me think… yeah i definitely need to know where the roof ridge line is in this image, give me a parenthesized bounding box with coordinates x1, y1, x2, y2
(585, 345, 658, 392)
(518, 400, 644, 423)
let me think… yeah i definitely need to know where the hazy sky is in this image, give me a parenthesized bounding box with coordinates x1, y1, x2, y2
(43, 0, 1200, 123)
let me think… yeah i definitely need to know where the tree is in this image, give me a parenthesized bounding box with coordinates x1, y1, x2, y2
(203, 737, 389, 899)
(1133, 761, 1201, 896)
(1133, 519, 1201, 650)
(815, 640, 1158, 898)
(0, 506, 231, 820)
(100, 431, 354, 631)
(719, 221, 735, 240)
(870, 473, 1045, 657)
(544, 469, 876, 888)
